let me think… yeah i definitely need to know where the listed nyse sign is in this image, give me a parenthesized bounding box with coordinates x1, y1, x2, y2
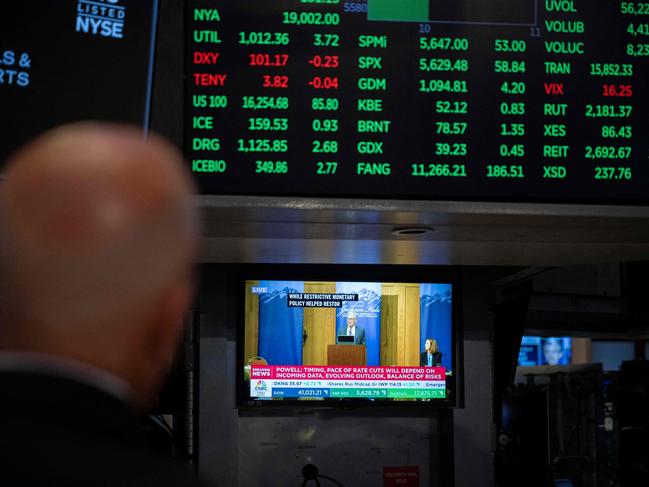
(76, 0, 126, 39)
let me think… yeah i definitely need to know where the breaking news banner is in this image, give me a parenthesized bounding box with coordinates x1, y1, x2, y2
(250, 366, 447, 400)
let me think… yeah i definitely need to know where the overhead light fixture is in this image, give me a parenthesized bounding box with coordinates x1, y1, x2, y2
(391, 227, 435, 237)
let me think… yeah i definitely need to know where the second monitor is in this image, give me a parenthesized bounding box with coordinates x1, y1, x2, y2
(242, 278, 459, 408)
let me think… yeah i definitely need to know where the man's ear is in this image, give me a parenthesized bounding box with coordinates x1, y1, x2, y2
(148, 277, 193, 368)
(127, 278, 193, 411)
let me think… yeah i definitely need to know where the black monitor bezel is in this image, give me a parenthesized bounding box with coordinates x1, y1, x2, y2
(233, 264, 464, 412)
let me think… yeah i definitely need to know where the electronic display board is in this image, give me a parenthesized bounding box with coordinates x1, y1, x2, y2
(0, 0, 159, 165)
(187, 0, 649, 203)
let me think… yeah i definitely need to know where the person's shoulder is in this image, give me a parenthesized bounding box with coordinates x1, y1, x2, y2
(0, 373, 205, 487)
(0, 417, 205, 487)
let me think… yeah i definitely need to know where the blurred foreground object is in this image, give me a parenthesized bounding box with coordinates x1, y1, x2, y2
(0, 123, 206, 486)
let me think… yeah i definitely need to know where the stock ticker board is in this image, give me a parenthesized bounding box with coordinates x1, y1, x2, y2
(186, 0, 649, 203)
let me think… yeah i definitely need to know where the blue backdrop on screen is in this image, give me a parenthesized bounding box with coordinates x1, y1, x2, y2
(420, 284, 453, 372)
(519, 337, 541, 366)
(258, 281, 304, 365)
(336, 282, 382, 366)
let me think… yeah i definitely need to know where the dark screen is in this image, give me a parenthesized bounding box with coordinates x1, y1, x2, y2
(186, 0, 649, 203)
(0, 0, 158, 165)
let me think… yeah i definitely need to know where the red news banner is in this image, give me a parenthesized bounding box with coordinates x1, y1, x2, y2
(251, 366, 445, 381)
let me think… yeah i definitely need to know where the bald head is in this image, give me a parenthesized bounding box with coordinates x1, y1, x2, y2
(0, 123, 198, 405)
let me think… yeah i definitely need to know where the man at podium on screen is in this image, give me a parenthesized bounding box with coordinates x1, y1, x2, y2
(336, 310, 366, 345)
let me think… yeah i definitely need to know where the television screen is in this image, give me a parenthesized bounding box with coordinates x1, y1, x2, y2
(242, 279, 457, 407)
(519, 336, 572, 366)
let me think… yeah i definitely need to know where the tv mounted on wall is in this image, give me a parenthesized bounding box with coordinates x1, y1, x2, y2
(237, 267, 462, 410)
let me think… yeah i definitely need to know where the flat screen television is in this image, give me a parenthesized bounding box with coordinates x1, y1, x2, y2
(518, 336, 572, 367)
(238, 273, 461, 409)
